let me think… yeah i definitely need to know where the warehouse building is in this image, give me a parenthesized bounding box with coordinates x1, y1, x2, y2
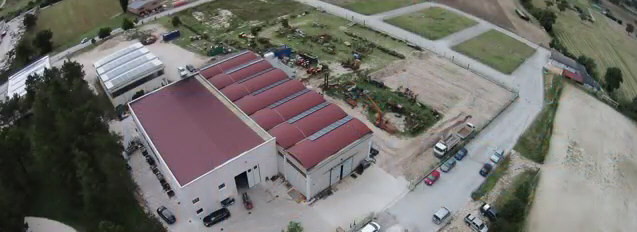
(127, 0, 162, 16)
(5, 56, 50, 98)
(129, 51, 373, 219)
(94, 42, 166, 106)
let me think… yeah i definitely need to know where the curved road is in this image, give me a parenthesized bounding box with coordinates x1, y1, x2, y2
(296, 1, 548, 231)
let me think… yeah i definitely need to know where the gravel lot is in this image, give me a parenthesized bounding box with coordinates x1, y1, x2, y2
(526, 85, 637, 232)
(59, 24, 209, 93)
(366, 51, 515, 182)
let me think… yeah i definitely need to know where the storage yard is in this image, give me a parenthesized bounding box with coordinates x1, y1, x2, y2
(526, 85, 637, 232)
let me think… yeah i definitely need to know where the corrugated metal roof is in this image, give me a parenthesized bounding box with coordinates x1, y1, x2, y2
(128, 0, 155, 9)
(562, 69, 583, 83)
(97, 47, 150, 76)
(100, 53, 156, 82)
(7, 56, 50, 97)
(209, 60, 274, 89)
(94, 43, 144, 69)
(288, 119, 372, 169)
(250, 91, 325, 130)
(105, 59, 164, 91)
(268, 104, 347, 149)
(129, 77, 264, 186)
(235, 80, 306, 115)
(200, 51, 258, 79)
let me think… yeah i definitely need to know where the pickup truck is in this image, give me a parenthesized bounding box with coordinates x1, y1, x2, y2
(433, 123, 475, 158)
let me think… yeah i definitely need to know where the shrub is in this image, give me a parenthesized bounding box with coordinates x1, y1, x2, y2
(98, 27, 112, 39)
(122, 18, 135, 30)
(172, 16, 181, 27)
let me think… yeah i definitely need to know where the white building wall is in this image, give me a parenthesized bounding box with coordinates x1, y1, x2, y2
(281, 152, 309, 198)
(176, 138, 277, 219)
(104, 70, 168, 106)
(306, 134, 372, 199)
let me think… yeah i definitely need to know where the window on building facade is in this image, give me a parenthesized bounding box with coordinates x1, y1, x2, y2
(196, 208, 203, 214)
(192, 197, 199, 204)
(218, 183, 225, 190)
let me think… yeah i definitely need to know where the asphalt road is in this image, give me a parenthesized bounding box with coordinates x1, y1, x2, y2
(296, 1, 548, 231)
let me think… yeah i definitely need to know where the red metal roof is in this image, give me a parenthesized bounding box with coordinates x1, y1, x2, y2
(130, 77, 264, 186)
(287, 119, 372, 169)
(562, 69, 583, 83)
(199, 52, 258, 79)
(268, 104, 346, 148)
(209, 60, 273, 89)
(234, 80, 306, 115)
(220, 69, 289, 101)
(250, 91, 325, 130)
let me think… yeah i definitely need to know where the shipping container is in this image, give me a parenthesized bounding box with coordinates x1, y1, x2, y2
(162, 30, 181, 41)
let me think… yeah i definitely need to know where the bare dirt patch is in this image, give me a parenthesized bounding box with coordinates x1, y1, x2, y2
(526, 84, 637, 232)
(305, 51, 514, 183)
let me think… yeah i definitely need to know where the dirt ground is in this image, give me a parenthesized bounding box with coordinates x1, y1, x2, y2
(306, 51, 514, 183)
(59, 24, 210, 93)
(526, 84, 637, 232)
(440, 152, 540, 232)
(434, 0, 550, 45)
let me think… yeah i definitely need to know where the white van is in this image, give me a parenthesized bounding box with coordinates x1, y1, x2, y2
(433, 207, 451, 225)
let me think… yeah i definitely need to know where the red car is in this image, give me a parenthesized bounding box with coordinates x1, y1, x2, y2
(425, 170, 441, 185)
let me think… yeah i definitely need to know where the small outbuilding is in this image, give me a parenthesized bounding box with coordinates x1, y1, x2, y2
(127, 0, 162, 16)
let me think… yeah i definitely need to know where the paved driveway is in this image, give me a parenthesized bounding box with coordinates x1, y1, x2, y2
(295, 1, 548, 231)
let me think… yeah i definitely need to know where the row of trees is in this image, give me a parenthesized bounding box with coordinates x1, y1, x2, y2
(0, 61, 164, 231)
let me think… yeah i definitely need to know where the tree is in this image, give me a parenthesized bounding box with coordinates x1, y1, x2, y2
(535, 9, 557, 32)
(251, 26, 262, 36)
(545, 0, 554, 7)
(98, 27, 112, 39)
(577, 55, 598, 80)
(558, 0, 568, 11)
(118, 0, 128, 12)
(15, 39, 34, 64)
(122, 18, 134, 30)
(627, 23, 635, 33)
(23, 13, 36, 29)
(284, 221, 303, 232)
(33, 29, 53, 55)
(604, 67, 623, 92)
(171, 16, 181, 27)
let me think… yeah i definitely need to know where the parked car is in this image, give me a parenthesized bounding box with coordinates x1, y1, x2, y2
(359, 221, 381, 232)
(80, 37, 89, 44)
(156, 206, 176, 224)
(242, 192, 253, 210)
(455, 147, 468, 160)
(489, 150, 504, 163)
(440, 158, 457, 172)
(177, 66, 189, 78)
(186, 64, 197, 72)
(480, 203, 497, 221)
(424, 170, 441, 185)
(432, 207, 451, 225)
(479, 163, 493, 177)
(464, 213, 488, 232)
(203, 208, 230, 227)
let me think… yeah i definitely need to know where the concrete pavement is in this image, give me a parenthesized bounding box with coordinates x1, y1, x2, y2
(296, 1, 548, 231)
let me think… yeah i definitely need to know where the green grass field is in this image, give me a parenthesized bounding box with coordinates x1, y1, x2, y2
(33, 0, 123, 51)
(453, 30, 536, 74)
(336, 0, 423, 15)
(554, 10, 637, 100)
(0, 0, 32, 18)
(385, 7, 477, 40)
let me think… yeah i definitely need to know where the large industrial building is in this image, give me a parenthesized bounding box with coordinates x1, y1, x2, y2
(94, 42, 166, 106)
(129, 51, 373, 219)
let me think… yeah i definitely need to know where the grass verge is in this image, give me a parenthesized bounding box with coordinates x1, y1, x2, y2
(471, 155, 511, 200)
(491, 169, 540, 231)
(337, 0, 423, 15)
(385, 7, 477, 40)
(453, 29, 535, 74)
(514, 74, 563, 163)
(33, 0, 123, 50)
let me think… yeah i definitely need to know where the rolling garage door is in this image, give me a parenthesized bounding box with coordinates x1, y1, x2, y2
(329, 157, 353, 186)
